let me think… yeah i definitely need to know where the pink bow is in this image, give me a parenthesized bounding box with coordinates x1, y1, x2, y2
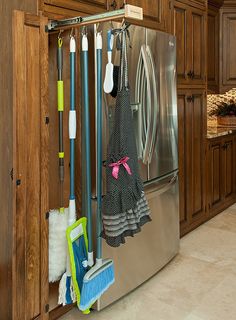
(109, 156, 132, 180)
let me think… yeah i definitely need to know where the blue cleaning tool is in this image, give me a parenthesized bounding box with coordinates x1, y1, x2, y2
(79, 31, 115, 312)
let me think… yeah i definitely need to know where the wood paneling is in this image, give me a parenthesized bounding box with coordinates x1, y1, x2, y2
(207, 6, 219, 90)
(172, 1, 206, 86)
(207, 135, 236, 218)
(189, 7, 206, 84)
(13, 11, 49, 320)
(222, 12, 236, 86)
(0, 1, 38, 319)
(178, 90, 206, 236)
(172, 1, 188, 84)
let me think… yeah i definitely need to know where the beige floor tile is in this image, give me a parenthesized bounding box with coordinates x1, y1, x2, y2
(60, 210, 236, 320)
(189, 274, 236, 320)
(205, 210, 236, 233)
(180, 224, 236, 270)
(140, 254, 227, 312)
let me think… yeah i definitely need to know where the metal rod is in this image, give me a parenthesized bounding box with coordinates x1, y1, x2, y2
(46, 5, 143, 32)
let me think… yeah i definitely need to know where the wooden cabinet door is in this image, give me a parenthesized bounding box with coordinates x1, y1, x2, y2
(189, 91, 206, 222)
(222, 12, 236, 88)
(172, 1, 189, 85)
(208, 6, 219, 91)
(178, 89, 206, 236)
(188, 6, 206, 85)
(222, 136, 236, 201)
(207, 139, 224, 215)
(13, 11, 49, 320)
(117, 0, 167, 30)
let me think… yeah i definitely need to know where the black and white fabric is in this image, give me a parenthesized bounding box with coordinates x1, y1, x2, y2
(102, 28, 151, 247)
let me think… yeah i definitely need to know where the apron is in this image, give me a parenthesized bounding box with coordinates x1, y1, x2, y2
(102, 28, 151, 247)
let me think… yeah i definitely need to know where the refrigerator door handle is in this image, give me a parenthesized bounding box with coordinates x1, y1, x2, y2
(145, 45, 158, 164)
(135, 45, 153, 165)
(145, 174, 178, 199)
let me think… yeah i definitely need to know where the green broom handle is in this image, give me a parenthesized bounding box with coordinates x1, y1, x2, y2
(57, 36, 64, 213)
(96, 32, 103, 260)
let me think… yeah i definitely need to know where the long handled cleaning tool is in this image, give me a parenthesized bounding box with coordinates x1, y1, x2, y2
(64, 32, 90, 314)
(58, 35, 78, 305)
(49, 35, 68, 283)
(81, 32, 94, 269)
(79, 31, 115, 312)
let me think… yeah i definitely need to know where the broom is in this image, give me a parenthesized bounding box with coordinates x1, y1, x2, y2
(58, 35, 77, 305)
(79, 31, 114, 312)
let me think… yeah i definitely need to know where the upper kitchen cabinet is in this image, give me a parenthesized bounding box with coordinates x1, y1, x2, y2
(171, 1, 207, 87)
(40, 0, 108, 17)
(113, 0, 169, 31)
(221, 11, 236, 91)
(207, 1, 236, 93)
(207, 4, 219, 91)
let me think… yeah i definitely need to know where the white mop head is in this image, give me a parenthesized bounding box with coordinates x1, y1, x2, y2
(49, 208, 68, 282)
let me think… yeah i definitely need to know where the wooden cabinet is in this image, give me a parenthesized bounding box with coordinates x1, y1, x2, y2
(207, 2, 236, 93)
(207, 135, 236, 217)
(178, 89, 207, 236)
(222, 12, 236, 89)
(207, 5, 219, 91)
(171, 1, 206, 86)
(115, 0, 168, 30)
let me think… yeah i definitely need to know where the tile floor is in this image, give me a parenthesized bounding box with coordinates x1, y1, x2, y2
(61, 205, 236, 320)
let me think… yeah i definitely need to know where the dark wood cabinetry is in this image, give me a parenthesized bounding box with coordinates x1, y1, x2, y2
(171, 1, 206, 86)
(207, 135, 236, 217)
(222, 12, 236, 89)
(207, 1, 236, 93)
(178, 90, 207, 236)
(207, 5, 219, 91)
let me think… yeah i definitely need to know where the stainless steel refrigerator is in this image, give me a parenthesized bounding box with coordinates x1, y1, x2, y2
(83, 24, 179, 310)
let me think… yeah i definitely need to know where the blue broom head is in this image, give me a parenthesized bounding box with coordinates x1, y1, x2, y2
(79, 259, 115, 311)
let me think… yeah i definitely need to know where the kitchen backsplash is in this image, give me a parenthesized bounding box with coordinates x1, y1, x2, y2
(207, 88, 236, 126)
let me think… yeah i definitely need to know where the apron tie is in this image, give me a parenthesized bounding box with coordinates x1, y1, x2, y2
(109, 157, 132, 180)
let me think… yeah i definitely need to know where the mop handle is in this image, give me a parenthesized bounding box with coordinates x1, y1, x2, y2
(82, 34, 93, 267)
(57, 36, 64, 213)
(96, 32, 103, 260)
(69, 36, 76, 202)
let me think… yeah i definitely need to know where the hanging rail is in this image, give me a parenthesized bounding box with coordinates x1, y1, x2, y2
(45, 5, 143, 32)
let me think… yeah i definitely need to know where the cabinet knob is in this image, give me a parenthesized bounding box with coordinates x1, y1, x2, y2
(222, 143, 227, 150)
(186, 95, 194, 103)
(110, 0, 117, 10)
(187, 71, 193, 78)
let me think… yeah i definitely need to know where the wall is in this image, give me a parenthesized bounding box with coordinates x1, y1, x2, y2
(0, 1, 38, 319)
(207, 88, 236, 126)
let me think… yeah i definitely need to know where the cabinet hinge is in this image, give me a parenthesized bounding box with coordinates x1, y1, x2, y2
(45, 304, 49, 313)
(16, 179, 21, 186)
(45, 212, 50, 220)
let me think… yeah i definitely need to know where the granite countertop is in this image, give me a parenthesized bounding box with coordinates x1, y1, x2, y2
(207, 125, 236, 139)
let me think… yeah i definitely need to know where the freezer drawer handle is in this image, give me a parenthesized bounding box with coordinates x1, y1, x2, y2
(146, 175, 178, 198)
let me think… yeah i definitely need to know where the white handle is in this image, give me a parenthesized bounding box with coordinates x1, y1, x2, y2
(70, 36, 76, 53)
(82, 34, 88, 52)
(69, 110, 76, 139)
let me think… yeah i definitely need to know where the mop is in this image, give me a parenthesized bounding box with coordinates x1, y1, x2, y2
(49, 35, 68, 283)
(58, 35, 78, 305)
(79, 31, 115, 312)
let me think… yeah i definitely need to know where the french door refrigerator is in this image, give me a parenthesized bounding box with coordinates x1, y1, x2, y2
(82, 24, 179, 310)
